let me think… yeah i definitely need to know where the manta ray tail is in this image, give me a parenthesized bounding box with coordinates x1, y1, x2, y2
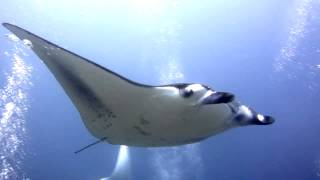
(74, 137, 107, 154)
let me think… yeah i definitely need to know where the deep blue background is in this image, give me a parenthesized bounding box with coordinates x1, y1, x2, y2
(1, 0, 320, 179)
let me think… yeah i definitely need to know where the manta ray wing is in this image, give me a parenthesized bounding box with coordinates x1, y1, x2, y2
(2, 23, 154, 142)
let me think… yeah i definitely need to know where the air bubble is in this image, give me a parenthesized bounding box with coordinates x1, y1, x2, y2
(5, 34, 19, 42)
(22, 39, 33, 49)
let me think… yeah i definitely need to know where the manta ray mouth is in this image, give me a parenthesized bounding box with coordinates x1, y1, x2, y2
(201, 92, 235, 105)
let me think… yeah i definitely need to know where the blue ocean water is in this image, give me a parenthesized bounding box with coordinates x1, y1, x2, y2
(0, 0, 320, 179)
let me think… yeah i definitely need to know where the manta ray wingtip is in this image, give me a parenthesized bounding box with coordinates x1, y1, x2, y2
(2, 22, 12, 28)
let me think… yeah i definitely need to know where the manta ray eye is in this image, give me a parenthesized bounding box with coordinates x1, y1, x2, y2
(182, 89, 194, 98)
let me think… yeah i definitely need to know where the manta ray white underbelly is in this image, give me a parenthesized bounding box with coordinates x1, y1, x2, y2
(3, 23, 275, 148)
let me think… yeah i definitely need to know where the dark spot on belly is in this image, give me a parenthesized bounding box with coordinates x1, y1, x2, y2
(133, 126, 151, 136)
(103, 118, 108, 122)
(160, 138, 167, 142)
(102, 122, 112, 130)
(140, 117, 150, 125)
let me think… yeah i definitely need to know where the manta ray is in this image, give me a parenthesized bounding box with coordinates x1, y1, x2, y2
(2, 23, 274, 151)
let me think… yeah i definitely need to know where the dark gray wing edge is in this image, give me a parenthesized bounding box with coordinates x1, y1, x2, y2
(2, 22, 155, 88)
